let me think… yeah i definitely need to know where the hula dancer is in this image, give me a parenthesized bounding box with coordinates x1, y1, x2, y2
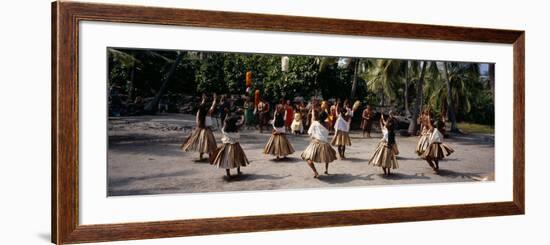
(210, 112, 250, 178)
(368, 113, 399, 175)
(181, 94, 217, 161)
(331, 106, 352, 159)
(301, 102, 337, 178)
(421, 118, 454, 172)
(415, 109, 431, 155)
(264, 105, 296, 160)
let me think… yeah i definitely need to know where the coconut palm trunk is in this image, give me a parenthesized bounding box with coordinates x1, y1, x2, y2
(488, 63, 495, 102)
(443, 62, 459, 132)
(404, 61, 410, 116)
(144, 51, 184, 114)
(350, 59, 359, 99)
(408, 61, 427, 135)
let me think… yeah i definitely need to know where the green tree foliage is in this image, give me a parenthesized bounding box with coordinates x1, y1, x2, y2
(107, 48, 494, 125)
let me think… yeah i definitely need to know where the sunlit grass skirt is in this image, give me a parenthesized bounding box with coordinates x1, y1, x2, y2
(415, 133, 430, 156)
(209, 143, 250, 169)
(421, 143, 454, 161)
(369, 142, 399, 169)
(181, 127, 217, 154)
(331, 131, 352, 146)
(301, 139, 337, 163)
(263, 133, 295, 157)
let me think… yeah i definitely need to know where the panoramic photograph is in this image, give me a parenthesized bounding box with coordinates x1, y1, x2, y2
(106, 47, 495, 196)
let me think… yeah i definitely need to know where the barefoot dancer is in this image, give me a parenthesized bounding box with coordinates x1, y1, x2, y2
(331, 106, 352, 159)
(301, 102, 337, 178)
(181, 94, 217, 161)
(415, 109, 430, 155)
(368, 113, 399, 175)
(263, 104, 295, 160)
(421, 117, 454, 172)
(210, 112, 250, 178)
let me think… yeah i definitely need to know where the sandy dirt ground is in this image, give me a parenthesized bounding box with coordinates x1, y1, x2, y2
(107, 114, 494, 196)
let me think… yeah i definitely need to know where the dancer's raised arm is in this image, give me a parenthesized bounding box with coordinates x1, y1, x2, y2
(380, 113, 386, 128)
(209, 93, 218, 114)
(310, 102, 316, 124)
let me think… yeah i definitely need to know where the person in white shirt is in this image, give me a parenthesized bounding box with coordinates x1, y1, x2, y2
(331, 106, 352, 159)
(209, 111, 250, 178)
(290, 110, 303, 135)
(300, 102, 337, 178)
(420, 117, 454, 172)
(263, 104, 295, 160)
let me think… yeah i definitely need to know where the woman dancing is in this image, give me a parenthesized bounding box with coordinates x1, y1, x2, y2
(301, 103, 337, 178)
(263, 104, 295, 160)
(209, 111, 250, 178)
(421, 117, 454, 172)
(368, 113, 399, 175)
(181, 94, 217, 161)
(331, 106, 352, 159)
(415, 109, 431, 156)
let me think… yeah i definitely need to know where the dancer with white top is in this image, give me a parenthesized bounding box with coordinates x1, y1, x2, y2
(301, 101, 337, 178)
(263, 104, 295, 160)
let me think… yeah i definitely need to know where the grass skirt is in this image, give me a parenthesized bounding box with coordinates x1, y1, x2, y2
(415, 133, 430, 156)
(369, 142, 399, 169)
(301, 139, 337, 163)
(331, 131, 352, 146)
(421, 143, 454, 160)
(263, 133, 295, 157)
(181, 127, 217, 154)
(209, 143, 250, 169)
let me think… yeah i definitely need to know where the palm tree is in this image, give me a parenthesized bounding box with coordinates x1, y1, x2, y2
(488, 63, 495, 102)
(362, 59, 407, 108)
(423, 62, 481, 132)
(407, 61, 427, 134)
(143, 51, 185, 114)
(108, 48, 140, 100)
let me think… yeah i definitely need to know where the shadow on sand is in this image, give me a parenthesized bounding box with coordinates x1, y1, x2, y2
(109, 187, 182, 196)
(378, 172, 431, 180)
(338, 157, 369, 163)
(223, 173, 291, 182)
(108, 170, 194, 188)
(316, 173, 375, 184)
(267, 157, 303, 163)
(435, 169, 484, 180)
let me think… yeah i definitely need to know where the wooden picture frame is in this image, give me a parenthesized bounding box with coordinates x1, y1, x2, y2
(52, 1, 525, 244)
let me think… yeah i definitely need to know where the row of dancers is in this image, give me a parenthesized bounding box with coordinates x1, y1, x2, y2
(181, 94, 454, 178)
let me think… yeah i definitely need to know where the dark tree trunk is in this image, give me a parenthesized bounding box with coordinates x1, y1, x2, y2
(350, 59, 359, 99)
(408, 61, 427, 134)
(404, 61, 410, 116)
(379, 89, 385, 107)
(443, 62, 459, 132)
(144, 52, 184, 114)
(128, 65, 135, 101)
(488, 63, 495, 102)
